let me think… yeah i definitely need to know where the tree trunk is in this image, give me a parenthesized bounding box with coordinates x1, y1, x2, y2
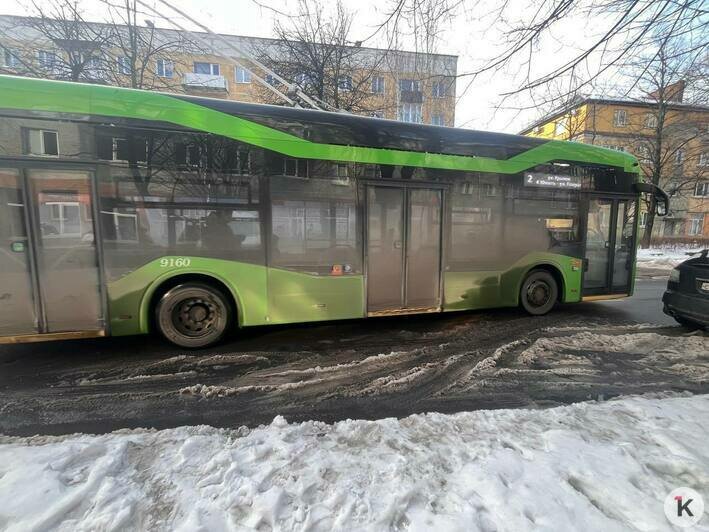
(641, 195, 656, 248)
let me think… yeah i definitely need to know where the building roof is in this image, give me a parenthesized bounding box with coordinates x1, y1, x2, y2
(0, 14, 458, 75)
(519, 97, 709, 136)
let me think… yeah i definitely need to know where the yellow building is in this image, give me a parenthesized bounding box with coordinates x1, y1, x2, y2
(0, 14, 457, 127)
(520, 94, 709, 242)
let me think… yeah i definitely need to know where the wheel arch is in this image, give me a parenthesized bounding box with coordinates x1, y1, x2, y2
(139, 271, 242, 334)
(517, 262, 567, 304)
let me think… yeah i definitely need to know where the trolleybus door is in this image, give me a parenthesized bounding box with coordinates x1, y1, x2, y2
(0, 169, 37, 335)
(583, 197, 636, 296)
(0, 168, 104, 338)
(366, 186, 443, 314)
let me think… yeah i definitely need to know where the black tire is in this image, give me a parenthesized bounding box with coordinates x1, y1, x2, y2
(673, 316, 701, 330)
(155, 282, 232, 348)
(520, 270, 558, 316)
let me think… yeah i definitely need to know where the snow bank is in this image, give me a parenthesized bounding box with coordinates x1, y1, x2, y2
(1, 395, 708, 531)
(636, 247, 705, 270)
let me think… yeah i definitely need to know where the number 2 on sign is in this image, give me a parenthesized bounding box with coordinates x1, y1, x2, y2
(160, 257, 191, 268)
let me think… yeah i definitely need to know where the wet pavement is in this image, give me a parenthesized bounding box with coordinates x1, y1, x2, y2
(1, 277, 706, 437)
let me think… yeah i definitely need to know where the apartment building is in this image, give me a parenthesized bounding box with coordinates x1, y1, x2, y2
(520, 89, 709, 243)
(0, 14, 457, 126)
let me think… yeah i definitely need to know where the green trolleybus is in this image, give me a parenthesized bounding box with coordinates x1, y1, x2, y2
(0, 76, 669, 347)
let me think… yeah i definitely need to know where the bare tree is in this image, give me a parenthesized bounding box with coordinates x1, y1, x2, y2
(99, 0, 200, 90)
(617, 42, 709, 247)
(377, 0, 707, 110)
(524, 72, 592, 140)
(0, 0, 199, 90)
(0, 1, 112, 82)
(255, 0, 391, 114)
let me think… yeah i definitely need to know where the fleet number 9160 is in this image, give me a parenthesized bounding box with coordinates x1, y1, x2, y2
(159, 257, 192, 268)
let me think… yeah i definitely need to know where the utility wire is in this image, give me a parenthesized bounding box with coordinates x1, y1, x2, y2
(139, 0, 330, 110)
(134, 0, 298, 106)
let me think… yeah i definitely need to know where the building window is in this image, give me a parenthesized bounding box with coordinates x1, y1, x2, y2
(699, 153, 709, 167)
(399, 79, 420, 92)
(284, 158, 308, 178)
(431, 80, 447, 98)
(662, 219, 674, 237)
(82, 54, 103, 79)
(601, 144, 625, 152)
(482, 183, 497, 197)
(98, 137, 147, 162)
(613, 109, 628, 127)
(194, 62, 220, 75)
(3, 48, 20, 67)
(235, 66, 251, 83)
(371, 75, 385, 94)
(554, 120, 567, 136)
(337, 75, 352, 92)
(431, 114, 444, 126)
(336, 163, 349, 178)
(156, 59, 174, 78)
(25, 129, 59, 156)
(398, 103, 423, 123)
(675, 149, 685, 165)
(644, 113, 657, 129)
(694, 182, 709, 197)
(459, 182, 476, 195)
(37, 50, 58, 70)
(635, 145, 651, 162)
(639, 211, 648, 228)
(117, 56, 132, 75)
(688, 214, 704, 236)
(175, 143, 201, 167)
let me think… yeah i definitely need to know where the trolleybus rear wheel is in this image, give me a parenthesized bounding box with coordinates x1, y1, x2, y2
(520, 270, 558, 316)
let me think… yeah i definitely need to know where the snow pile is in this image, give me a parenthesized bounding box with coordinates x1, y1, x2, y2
(2, 395, 708, 531)
(636, 247, 705, 270)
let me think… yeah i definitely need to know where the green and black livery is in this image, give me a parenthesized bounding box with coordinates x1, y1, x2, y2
(0, 76, 655, 347)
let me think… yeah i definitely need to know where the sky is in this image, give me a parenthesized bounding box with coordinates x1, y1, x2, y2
(1, 0, 613, 133)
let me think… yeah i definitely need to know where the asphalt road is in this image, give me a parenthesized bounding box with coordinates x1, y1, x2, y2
(592, 278, 676, 326)
(2, 275, 705, 437)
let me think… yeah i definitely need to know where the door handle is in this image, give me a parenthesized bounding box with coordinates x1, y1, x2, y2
(393, 240, 402, 249)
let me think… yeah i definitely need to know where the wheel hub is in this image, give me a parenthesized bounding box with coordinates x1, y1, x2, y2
(527, 281, 550, 307)
(174, 297, 217, 336)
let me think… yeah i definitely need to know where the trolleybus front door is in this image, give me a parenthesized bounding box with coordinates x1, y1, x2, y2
(0, 168, 104, 339)
(366, 186, 443, 314)
(583, 197, 636, 296)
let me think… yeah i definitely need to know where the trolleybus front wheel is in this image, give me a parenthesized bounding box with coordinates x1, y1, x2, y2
(155, 282, 232, 348)
(520, 270, 558, 316)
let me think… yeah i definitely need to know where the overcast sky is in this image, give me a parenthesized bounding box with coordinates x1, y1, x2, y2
(2, 0, 612, 133)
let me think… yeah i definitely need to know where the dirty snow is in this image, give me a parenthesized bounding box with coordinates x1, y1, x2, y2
(636, 247, 705, 271)
(515, 332, 709, 378)
(179, 331, 709, 401)
(1, 394, 708, 531)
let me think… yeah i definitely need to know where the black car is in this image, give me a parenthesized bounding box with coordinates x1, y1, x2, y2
(663, 249, 709, 329)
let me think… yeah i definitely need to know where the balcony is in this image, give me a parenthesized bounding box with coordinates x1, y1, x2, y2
(182, 73, 228, 91)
